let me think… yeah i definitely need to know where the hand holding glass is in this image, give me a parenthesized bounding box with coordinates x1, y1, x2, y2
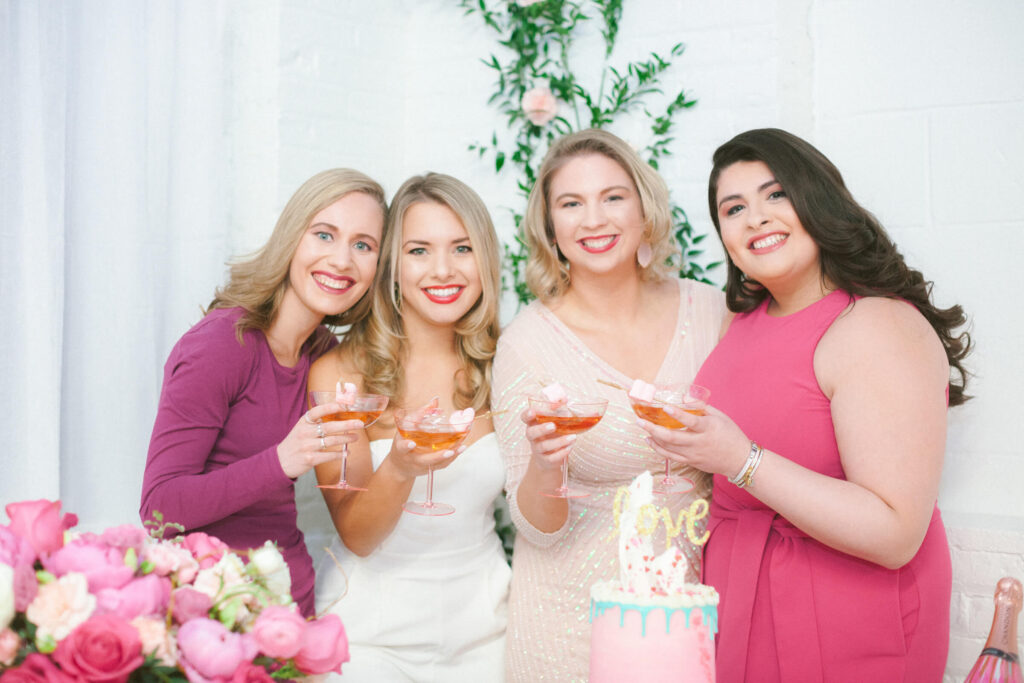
(528, 396, 608, 499)
(397, 408, 474, 516)
(629, 382, 709, 495)
(309, 391, 388, 491)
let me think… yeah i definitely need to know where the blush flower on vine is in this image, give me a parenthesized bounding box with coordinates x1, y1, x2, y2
(521, 86, 558, 126)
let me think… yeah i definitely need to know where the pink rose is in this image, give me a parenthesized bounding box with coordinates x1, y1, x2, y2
(230, 662, 274, 683)
(250, 605, 306, 659)
(53, 614, 144, 683)
(521, 86, 558, 125)
(177, 618, 257, 683)
(170, 587, 213, 624)
(0, 652, 77, 683)
(98, 526, 146, 557)
(0, 627, 21, 666)
(183, 533, 228, 569)
(0, 526, 37, 610)
(4, 501, 76, 558)
(293, 614, 348, 675)
(95, 574, 170, 620)
(44, 538, 134, 592)
(144, 541, 199, 583)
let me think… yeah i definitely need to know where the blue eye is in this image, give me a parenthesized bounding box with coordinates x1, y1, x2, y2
(354, 241, 373, 252)
(408, 247, 426, 256)
(560, 200, 581, 209)
(455, 245, 472, 254)
(315, 231, 333, 242)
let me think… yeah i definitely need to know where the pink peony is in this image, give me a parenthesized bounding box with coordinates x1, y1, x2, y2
(521, 86, 558, 125)
(144, 540, 199, 583)
(170, 586, 213, 624)
(0, 652, 77, 683)
(0, 627, 21, 666)
(53, 614, 144, 683)
(130, 616, 176, 667)
(293, 614, 348, 675)
(229, 662, 274, 683)
(4, 501, 76, 559)
(95, 574, 170, 620)
(44, 538, 134, 593)
(250, 605, 305, 659)
(98, 526, 147, 557)
(0, 526, 37, 610)
(177, 618, 258, 682)
(26, 572, 96, 643)
(183, 533, 229, 569)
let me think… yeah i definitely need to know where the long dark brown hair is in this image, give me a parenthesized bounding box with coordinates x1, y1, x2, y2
(708, 128, 972, 405)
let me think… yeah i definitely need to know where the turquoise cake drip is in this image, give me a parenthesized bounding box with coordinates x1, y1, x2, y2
(590, 599, 719, 637)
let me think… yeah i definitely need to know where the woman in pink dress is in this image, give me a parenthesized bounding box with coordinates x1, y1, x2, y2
(641, 129, 971, 682)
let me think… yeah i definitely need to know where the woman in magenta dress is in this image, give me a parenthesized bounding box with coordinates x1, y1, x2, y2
(640, 129, 970, 681)
(141, 169, 387, 616)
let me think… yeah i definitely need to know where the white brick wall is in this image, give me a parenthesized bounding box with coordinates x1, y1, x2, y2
(227, 1, 1024, 676)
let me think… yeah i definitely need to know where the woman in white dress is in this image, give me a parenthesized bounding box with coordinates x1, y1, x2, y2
(310, 173, 509, 682)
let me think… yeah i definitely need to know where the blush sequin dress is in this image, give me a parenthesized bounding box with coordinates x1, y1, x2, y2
(492, 279, 726, 682)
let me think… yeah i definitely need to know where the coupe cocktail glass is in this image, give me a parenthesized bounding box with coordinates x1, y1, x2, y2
(397, 408, 475, 516)
(629, 382, 709, 495)
(309, 391, 388, 492)
(528, 396, 608, 499)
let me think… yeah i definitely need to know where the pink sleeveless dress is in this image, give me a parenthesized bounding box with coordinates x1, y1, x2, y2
(695, 290, 951, 682)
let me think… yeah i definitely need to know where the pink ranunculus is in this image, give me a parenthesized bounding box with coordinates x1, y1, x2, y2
(183, 533, 228, 569)
(521, 86, 558, 125)
(250, 605, 306, 659)
(177, 618, 258, 682)
(170, 587, 213, 624)
(293, 614, 348, 675)
(0, 652, 77, 683)
(26, 572, 96, 643)
(52, 614, 144, 683)
(43, 538, 134, 593)
(4, 501, 76, 558)
(229, 661, 274, 683)
(95, 574, 170, 620)
(0, 627, 21, 666)
(98, 525, 147, 557)
(130, 616, 176, 667)
(144, 540, 199, 583)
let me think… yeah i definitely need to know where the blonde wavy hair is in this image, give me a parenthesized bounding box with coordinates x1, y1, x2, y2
(207, 169, 387, 351)
(523, 128, 678, 301)
(343, 173, 501, 411)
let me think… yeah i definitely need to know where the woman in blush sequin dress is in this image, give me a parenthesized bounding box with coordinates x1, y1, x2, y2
(312, 174, 509, 682)
(641, 129, 971, 681)
(492, 129, 726, 682)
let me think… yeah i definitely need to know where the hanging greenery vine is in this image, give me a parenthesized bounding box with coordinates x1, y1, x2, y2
(460, 0, 720, 307)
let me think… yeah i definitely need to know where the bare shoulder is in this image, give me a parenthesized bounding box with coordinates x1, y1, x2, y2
(816, 296, 947, 396)
(309, 345, 361, 391)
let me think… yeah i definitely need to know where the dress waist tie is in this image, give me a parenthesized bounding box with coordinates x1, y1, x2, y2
(710, 498, 824, 683)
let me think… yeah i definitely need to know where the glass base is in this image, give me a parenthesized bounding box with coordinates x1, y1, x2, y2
(540, 486, 590, 499)
(652, 475, 694, 496)
(404, 501, 455, 516)
(317, 481, 367, 492)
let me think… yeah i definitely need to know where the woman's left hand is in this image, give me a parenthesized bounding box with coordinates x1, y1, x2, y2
(637, 404, 751, 479)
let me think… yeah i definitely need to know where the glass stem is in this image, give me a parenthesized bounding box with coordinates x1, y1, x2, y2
(560, 452, 570, 492)
(339, 444, 349, 486)
(425, 467, 435, 506)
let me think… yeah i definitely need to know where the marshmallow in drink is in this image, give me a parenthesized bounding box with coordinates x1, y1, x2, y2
(540, 382, 569, 405)
(628, 379, 657, 403)
(335, 381, 358, 405)
(449, 408, 476, 426)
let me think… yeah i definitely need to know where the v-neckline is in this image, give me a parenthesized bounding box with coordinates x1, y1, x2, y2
(534, 279, 688, 386)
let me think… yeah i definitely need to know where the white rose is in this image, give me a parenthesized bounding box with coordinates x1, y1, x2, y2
(0, 564, 14, 630)
(249, 542, 291, 599)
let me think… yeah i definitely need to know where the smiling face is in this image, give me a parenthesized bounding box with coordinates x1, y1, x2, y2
(284, 191, 384, 322)
(714, 160, 823, 299)
(398, 201, 482, 329)
(547, 153, 647, 279)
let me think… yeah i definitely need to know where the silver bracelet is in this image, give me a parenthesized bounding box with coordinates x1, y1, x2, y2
(728, 440, 761, 486)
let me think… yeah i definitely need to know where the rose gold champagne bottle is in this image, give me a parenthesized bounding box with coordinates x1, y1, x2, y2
(965, 577, 1022, 683)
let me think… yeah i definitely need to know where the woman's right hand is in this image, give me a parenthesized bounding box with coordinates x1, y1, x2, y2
(384, 436, 465, 482)
(521, 406, 576, 471)
(276, 403, 364, 479)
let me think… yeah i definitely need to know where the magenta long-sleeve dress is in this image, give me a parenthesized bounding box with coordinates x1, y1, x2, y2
(141, 307, 336, 616)
(695, 290, 951, 682)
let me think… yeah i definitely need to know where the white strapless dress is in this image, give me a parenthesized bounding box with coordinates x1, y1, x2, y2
(315, 433, 510, 683)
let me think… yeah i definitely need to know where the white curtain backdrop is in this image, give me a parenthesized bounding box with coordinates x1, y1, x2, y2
(1, 0, 230, 531)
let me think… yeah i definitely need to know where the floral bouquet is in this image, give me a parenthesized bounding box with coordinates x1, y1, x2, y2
(0, 500, 348, 682)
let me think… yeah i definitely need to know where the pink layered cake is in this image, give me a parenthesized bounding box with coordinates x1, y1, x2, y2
(589, 472, 718, 683)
